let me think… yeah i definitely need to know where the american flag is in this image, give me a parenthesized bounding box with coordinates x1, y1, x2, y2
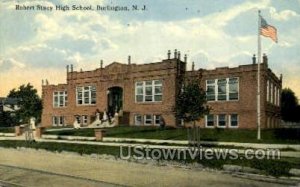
(260, 16, 278, 43)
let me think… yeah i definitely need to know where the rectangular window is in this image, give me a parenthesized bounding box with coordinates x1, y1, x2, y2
(59, 116, 64, 126)
(205, 114, 214, 128)
(217, 79, 227, 101)
(270, 83, 273, 104)
(91, 87, 96, 104)
(206, 78, 239, 102)
(228, 78, 239, 100)
(135, 82, 144, 102)
(77, 87, 83, 104)
(52, 116, 58, 126)
(52, 116, 64, 126)
(76, 86, 96, 105)
(135, 80, 162, 102)
(206, 80, 216, 101)
(82, 115, 88, 125)
(53, 91, 67, 107)
(277, 89, 280, 106)
(75, 116, 81, 124)
(274, 86, 277, 105)
(134, 114, 142, 126)
(145, 81, 153, 102)
(267, 80, 269, 102)
(217, 114, 226, 128)
(154, 115, 161, 126)
(144, 115, 152, 125)
(53, 92, 58, 107)
(229, 114, 238, 128)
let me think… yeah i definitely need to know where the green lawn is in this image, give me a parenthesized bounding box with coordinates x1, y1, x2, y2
(0, 140, 299, 177)
(44, 126, 300, 144)
(0, 127, 15, 133)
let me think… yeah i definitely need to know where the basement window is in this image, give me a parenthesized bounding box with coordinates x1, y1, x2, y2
(217, 114, 226, 128)
(144, 115, 152, 125)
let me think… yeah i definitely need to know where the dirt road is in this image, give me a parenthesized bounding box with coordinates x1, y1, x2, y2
(0, 148, 293, 187)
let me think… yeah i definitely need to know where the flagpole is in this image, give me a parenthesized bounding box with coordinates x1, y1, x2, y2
(257, 10, 261, 140)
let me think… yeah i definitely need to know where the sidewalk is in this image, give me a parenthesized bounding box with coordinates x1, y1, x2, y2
(0, 148, 292, 187)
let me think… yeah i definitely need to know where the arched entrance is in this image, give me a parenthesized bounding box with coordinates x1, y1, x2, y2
(107, 86, 123, 117)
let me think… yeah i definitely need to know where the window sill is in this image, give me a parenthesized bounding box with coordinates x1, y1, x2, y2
(216, 126, 226, 128)
(205, 126, 215, 128)
(76, 104, 97, 107)
(135, 101, 163, 104)
(229, 126, 239, 128)
(207, 99, 239, 103)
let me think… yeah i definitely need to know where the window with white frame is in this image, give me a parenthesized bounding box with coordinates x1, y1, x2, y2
(154, 80, 162, 101)
(229, 114, 238, 127)
(228, 78, 239, 100)
(205, 114, 214, 127)
(270, 82, 273, 104)
(145, 81, 153, 102)
(267, 80, 269, 102)
(134, 114, 142, 126)
(135, 80, 162, 102)
(82, 115, 88, 125)
(217, 79, 227, 101)
(217, 114, 226, 127)
(135, 82, 143, 102)
(75, 116, 81, 124)
(52, 116, 65, 126)
(277, 88, 280, 106)
(76, 86, 96, 105)
(53, 91, 67, 107)
(206, 78, 239, 101)
(206, 80, 216, 101)
(154, 115, 161, 126)
(52, 116, 58, 126)
(59, 116, 64, 126)
(144, 114, 152, 125)
(274, 86, 277, 105)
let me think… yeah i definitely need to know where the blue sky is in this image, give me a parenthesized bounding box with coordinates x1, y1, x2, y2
(0, 0, 300, 99)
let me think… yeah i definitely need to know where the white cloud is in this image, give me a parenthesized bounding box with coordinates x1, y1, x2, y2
(269, 7, 298, 21)
(203, 0, 270, 28)
(0, 58, 25, 71)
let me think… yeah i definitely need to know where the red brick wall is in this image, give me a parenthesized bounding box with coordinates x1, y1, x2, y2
(42, 59, 184, 127)
(41, 56, 281, 129)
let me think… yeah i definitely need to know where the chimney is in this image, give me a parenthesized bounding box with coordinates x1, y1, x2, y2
(70, 64, 73, 72)
(128, 55, 131, 64)
(42, 79, 44, 86)
(192, 61, 195, 71)
(263, 53, 268, 65)
(184, 54, 187, 63)
(100, 60, 103, 68)
(178, 51, 181, 60)
(66, 65, 69, 73)
(46, 79, 49, 85)
(280, 74, 283, 82)
(167, 50, 171, 59)
(252, 54, 256, 64)
(174, 49, 178, 59)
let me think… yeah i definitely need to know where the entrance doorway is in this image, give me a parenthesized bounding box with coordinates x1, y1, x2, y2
(107, 87, 123, 117)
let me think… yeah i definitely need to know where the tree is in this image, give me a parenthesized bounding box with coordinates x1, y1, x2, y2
(174, 79, 210, 126)
(7, 83, 42, 124)
(281, 88, 300, 122)
(174, 79, 209, 147)
(0, 111, 16, 127)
